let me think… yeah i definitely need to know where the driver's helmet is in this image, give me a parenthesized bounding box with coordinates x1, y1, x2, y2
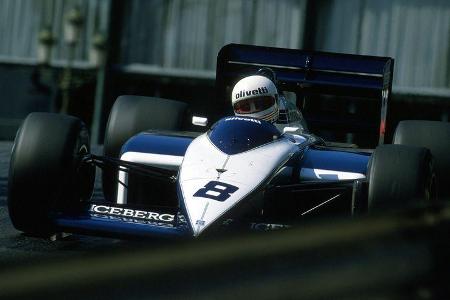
(231, 75, 279, 123)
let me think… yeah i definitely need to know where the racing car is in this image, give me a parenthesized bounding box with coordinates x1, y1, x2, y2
(7, 44, 450, 238)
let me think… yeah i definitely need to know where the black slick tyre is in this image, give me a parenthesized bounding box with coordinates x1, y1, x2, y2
(393, 120, 450, 199)
(368, 144, 435, 212)
(102, 96, 188, 202)
(7, 113, 95, 235)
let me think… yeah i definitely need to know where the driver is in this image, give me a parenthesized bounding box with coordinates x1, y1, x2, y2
(231, 68, 308, 132)
(231, 73, 279, 123)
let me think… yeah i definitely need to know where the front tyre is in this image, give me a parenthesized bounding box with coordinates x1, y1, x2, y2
(7, 113, 95, 235)
(102, 95, 188, 202)
(368, 144, 435, 212)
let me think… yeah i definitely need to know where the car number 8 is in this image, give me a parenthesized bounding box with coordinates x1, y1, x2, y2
(193, 181, 239, 201)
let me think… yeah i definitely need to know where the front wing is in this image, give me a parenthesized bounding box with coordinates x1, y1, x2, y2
(49, 154, 367, 239)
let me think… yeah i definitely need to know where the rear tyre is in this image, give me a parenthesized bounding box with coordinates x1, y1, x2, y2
(393, 120, 450, 199)
(8, 113, 95, 235)
(368, 144, 435, 212)
(102, 95, 188, 202)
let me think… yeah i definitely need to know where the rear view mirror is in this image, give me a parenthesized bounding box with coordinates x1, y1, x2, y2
(192, 116, 208, 127)
(283, 127, 300, 134)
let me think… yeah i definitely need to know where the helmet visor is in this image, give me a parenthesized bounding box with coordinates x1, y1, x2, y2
(233, 96, 276, 114)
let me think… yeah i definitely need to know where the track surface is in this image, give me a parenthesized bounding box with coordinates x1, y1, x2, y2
(0, 141, 164, 269)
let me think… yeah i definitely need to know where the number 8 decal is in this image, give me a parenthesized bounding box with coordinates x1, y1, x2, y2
(193, 181, 239, 201)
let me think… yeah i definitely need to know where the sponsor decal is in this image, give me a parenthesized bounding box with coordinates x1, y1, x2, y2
(224, 116, 261, 124)
(195, 220, 205, 226)
(235, 86, 269, 99)
(222, 219, 234, 226)
(250, 222, 291, 231)
(177, 213, 187, 224)
(89, 204, 175, 222)
(90, 213, 175, 228)
(220, 219, 290, 231)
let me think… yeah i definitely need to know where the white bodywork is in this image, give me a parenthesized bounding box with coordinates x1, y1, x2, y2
(116, 131, 366, 236)
(178, 134, 302, 236)
(299, 168, 365, 181)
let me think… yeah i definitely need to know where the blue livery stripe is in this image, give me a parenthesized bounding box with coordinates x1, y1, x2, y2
(54, 216, 189, 238)
(301, 149, 370, 174)
(121, 133, 193, 156)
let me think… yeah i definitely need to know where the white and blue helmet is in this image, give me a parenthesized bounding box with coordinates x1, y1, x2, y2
(231, 75, 279, 123)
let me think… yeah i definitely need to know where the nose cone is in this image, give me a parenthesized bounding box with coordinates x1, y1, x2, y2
(180, 179, 248, 236)
(178, 135, 248, 236)
(178, 134, 298, 236)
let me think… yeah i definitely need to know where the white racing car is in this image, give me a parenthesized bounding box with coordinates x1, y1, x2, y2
(7, 44, 450, 239)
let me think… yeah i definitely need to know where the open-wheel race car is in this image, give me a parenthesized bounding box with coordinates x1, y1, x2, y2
(7, 44, 450, 239)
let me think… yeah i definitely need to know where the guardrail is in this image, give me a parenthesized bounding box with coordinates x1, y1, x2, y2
(0, 204, 449, 299)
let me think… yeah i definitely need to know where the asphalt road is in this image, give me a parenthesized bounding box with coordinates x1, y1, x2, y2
(0, 141, 166, 270)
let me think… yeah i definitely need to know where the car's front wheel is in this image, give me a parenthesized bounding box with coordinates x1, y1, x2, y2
(7, 113, 95, 235)
(102, 95, 188, 202)
(368, 144, 435, 212)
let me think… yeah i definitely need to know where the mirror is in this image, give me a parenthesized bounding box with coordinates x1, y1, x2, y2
(283, 126, 300, 134)
(192, 116, 208, 127)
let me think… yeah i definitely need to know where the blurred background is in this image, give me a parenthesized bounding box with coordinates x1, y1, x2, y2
(0, 0, 449, 145)
(1, 1, 450, 298)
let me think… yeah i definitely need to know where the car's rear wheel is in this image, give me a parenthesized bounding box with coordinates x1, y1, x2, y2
(393, 120, 450, 199)
(368, 144, 435, 212)
(8, 113, 95, 235)
(102, 95, 188, 202)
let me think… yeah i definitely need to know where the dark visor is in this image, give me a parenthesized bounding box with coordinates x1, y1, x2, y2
(233, 96, 275, 114)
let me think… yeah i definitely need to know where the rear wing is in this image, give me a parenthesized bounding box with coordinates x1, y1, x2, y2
(216, 44, 394, 144)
